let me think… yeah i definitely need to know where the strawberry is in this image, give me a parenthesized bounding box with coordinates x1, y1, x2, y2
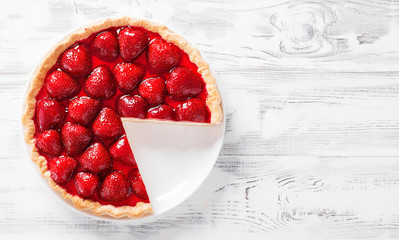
(138, 77, 166, 106)
(61, 122, 92, 157)
(36, 98, 66, 132)
(116, 95, 148, 118)
(46, 69, 80, 100)
(167, 67, 203, 100)
(128, 171, 148, 199)
(79, 142, 112, 174)
(60, 44, 91, 77)
(147, 38, 180, 74)
(113, 63, 146, 93)
(68, 97, 101, 126)
(74, 172, 99, 198)
(99, 171, 131, 202)
(49, 156, 78, 184)
(147, 104, 176, 121)
(84, 65, 116, 99)
(36, 129, 63, 156)
(119, 27, 149, 62)
(92, 107, 123, 140)
(92, 31, 119, 60)
(109, 135, 136, 166)
(176, 98, 208, 122)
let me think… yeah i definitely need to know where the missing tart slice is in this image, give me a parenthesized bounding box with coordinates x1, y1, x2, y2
(22, 17, 222, 218)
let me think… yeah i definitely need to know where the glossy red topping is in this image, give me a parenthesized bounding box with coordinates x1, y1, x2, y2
(33, 25, 212, 209)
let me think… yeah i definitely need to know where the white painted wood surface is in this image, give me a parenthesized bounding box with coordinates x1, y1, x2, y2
(2, 0, 399, 239)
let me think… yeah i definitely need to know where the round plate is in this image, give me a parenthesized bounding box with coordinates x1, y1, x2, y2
(21, 17, 225, 223)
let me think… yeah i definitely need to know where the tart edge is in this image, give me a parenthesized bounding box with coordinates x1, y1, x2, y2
(22, 17, 223, 218)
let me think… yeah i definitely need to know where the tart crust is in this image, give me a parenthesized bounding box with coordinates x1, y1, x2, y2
(22, 17, 223, 218)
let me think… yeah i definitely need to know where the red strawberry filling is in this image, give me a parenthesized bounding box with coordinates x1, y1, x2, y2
(33, 26, 211, 209)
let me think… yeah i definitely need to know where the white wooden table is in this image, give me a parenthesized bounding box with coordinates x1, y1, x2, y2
(2, 0, 399, 239)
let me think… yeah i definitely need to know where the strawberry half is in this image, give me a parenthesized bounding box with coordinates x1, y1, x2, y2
(36, 98, 66, 132)
(99, 171, 131, 202)
(92, 107, 123, 140)
(109, 135, 136, 166)
(119, 27, 149, 62)
(147, 104, 176, 121)
(68, 97, 101, 126)
(113, 63, 146, 93)
(49, 156, 78, 184)
(79, 142, 112, 174)
(36, 129, 63, 157)
(176, 98, 208, 123)
(116, 95, 148, 119)
(147, 38, 180, 74)
(128, 171, 148, 199)
(167, 67, 204, 100)
(60, 44, 91, 77)
(61, 122, 92, 157)
(138, 77, 167, 106)
(74, 172, 99, 198)
(46, 69, 80, 100)
(93, 31, 119, 60)
(84, 65, 116, 99)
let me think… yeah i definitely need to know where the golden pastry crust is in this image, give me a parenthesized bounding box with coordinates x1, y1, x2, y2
(21, 17, 223, 219)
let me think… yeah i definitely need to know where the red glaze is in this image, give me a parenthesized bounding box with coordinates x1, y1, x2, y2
(33, 25, 212, 208)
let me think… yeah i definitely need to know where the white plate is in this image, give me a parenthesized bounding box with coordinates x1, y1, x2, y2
(21, 17, 225, 223)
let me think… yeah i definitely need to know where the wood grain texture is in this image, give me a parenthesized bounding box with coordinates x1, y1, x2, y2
(1, 0, 399, 239)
